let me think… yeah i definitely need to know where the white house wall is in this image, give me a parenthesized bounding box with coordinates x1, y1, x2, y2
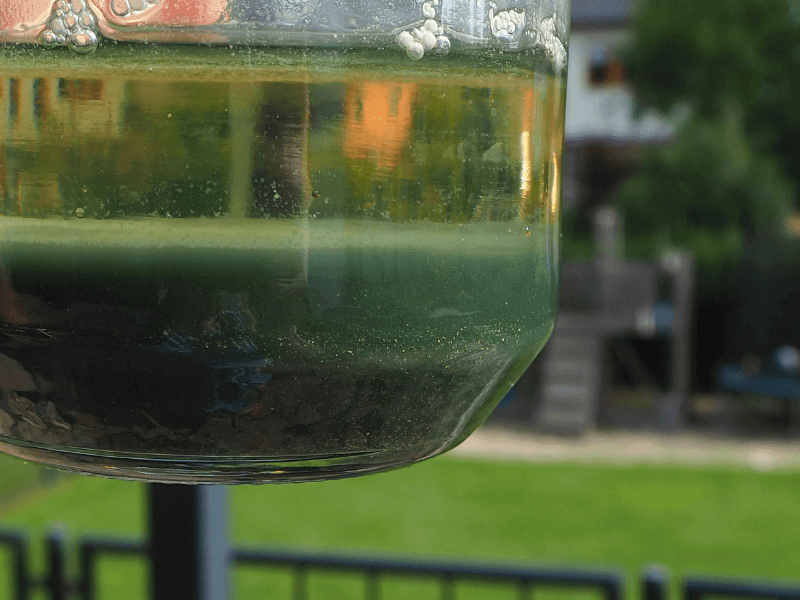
(565, 28, 674, 144)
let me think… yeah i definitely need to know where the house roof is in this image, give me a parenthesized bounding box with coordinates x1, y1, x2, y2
(571, 0, 633, 27)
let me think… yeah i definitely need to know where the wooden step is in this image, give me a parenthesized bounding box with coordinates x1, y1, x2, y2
(533, 319, 603, 435)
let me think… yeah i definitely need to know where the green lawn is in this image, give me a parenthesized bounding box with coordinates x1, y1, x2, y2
(0, 454, 798, 599)
(0, 457, 45, 509)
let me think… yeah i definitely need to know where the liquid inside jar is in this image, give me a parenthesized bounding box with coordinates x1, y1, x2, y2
(0, 42, 564, 482)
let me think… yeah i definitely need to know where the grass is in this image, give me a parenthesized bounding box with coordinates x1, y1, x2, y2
(0, 454, 799, 599)
(0, 457, 44, 509)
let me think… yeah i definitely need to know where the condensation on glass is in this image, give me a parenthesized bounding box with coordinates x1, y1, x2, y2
(0, 0, 568, 482)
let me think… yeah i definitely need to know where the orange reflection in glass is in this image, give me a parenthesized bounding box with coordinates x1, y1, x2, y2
(343, 82, 417, 171)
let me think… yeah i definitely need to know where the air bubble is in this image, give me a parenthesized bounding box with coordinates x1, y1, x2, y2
(397, 30, 413, 47)
(51, 19, 67, 34)
(434, 35, 451, 54)
(111, 0, 129, 16)
(69, 30, 98, 54)
(406, 41, 425, 60)
(398, 29, 426, 60)
(397, 1, 449, 60)
(68, 31, 97, 54)
(41, 30, 59, 48)
(78, 12, 95, 28)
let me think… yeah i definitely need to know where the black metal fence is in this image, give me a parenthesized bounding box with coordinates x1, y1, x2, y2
(0, 528, 799, 600)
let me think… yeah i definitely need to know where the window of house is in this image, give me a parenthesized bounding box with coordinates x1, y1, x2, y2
(57, 78, 104, 101)
(589, 46, 628, 86)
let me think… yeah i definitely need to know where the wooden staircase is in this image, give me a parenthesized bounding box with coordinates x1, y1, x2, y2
(532, 314, 604, 435)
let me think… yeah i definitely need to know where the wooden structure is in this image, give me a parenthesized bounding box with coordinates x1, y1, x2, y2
(506, 208, 694, 434)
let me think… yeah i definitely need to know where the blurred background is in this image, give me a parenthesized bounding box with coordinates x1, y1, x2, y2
(494, 0, 800, 438)
(2, 0, 800, 598)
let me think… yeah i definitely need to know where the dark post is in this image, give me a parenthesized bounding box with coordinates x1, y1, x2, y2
(16, 536, 31, 600)
(661, 251, 694, 430)
(149, 484, 230, 600)
(80, 545, 97, 600)
(0, 531, 32, 600)
(642, 565, 668, 600)
(46, 529, 67, 600)
(594, 207, 623, 316)
(440, 575, 456, 600)
(365, 569, 381, 600)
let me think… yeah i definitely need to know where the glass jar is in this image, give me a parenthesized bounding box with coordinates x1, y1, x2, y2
(0, 0, 567, 482)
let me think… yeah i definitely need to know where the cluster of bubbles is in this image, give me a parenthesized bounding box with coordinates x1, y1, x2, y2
(396, 0, 451, 61)
(40, 0, 99, 55)
(488, 7, 525, 41)
(534, 14, 567, 73)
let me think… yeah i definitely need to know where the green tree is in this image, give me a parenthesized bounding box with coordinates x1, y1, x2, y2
(615, 0, 800, 371)
(619, 110, 793, 241)
(625, 0, 800, 181)
(616, 0, 799, 260)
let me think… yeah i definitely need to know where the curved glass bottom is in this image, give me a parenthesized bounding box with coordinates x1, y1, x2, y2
(0, 438, 452, 483)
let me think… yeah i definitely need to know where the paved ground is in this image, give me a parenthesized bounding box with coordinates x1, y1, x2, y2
(450, 425, 800, 471)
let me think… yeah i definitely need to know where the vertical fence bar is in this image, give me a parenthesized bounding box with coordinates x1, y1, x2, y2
(365, 569, 380, 600)
(45, 530, 66, 600)
(602, 578, 622, 600)
(440, 575, 455, 600)
(0, 532, 31, 600)
(293, 564, 307, 600)
(79, 545, 95, 600)
(15, 536, 30, 600)
(684, 580, 702, 600)
(517, 579, 533, 600)
(643, 566, 668, 600)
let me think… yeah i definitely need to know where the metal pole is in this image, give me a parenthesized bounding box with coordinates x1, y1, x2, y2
(148, 484, 230, 600)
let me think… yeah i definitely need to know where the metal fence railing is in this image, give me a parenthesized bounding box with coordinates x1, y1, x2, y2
(0, 528, 798, 600)
(231, 546, 623, 600)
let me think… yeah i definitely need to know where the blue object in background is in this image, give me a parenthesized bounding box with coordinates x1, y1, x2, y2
(717, 346, 800, 401)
